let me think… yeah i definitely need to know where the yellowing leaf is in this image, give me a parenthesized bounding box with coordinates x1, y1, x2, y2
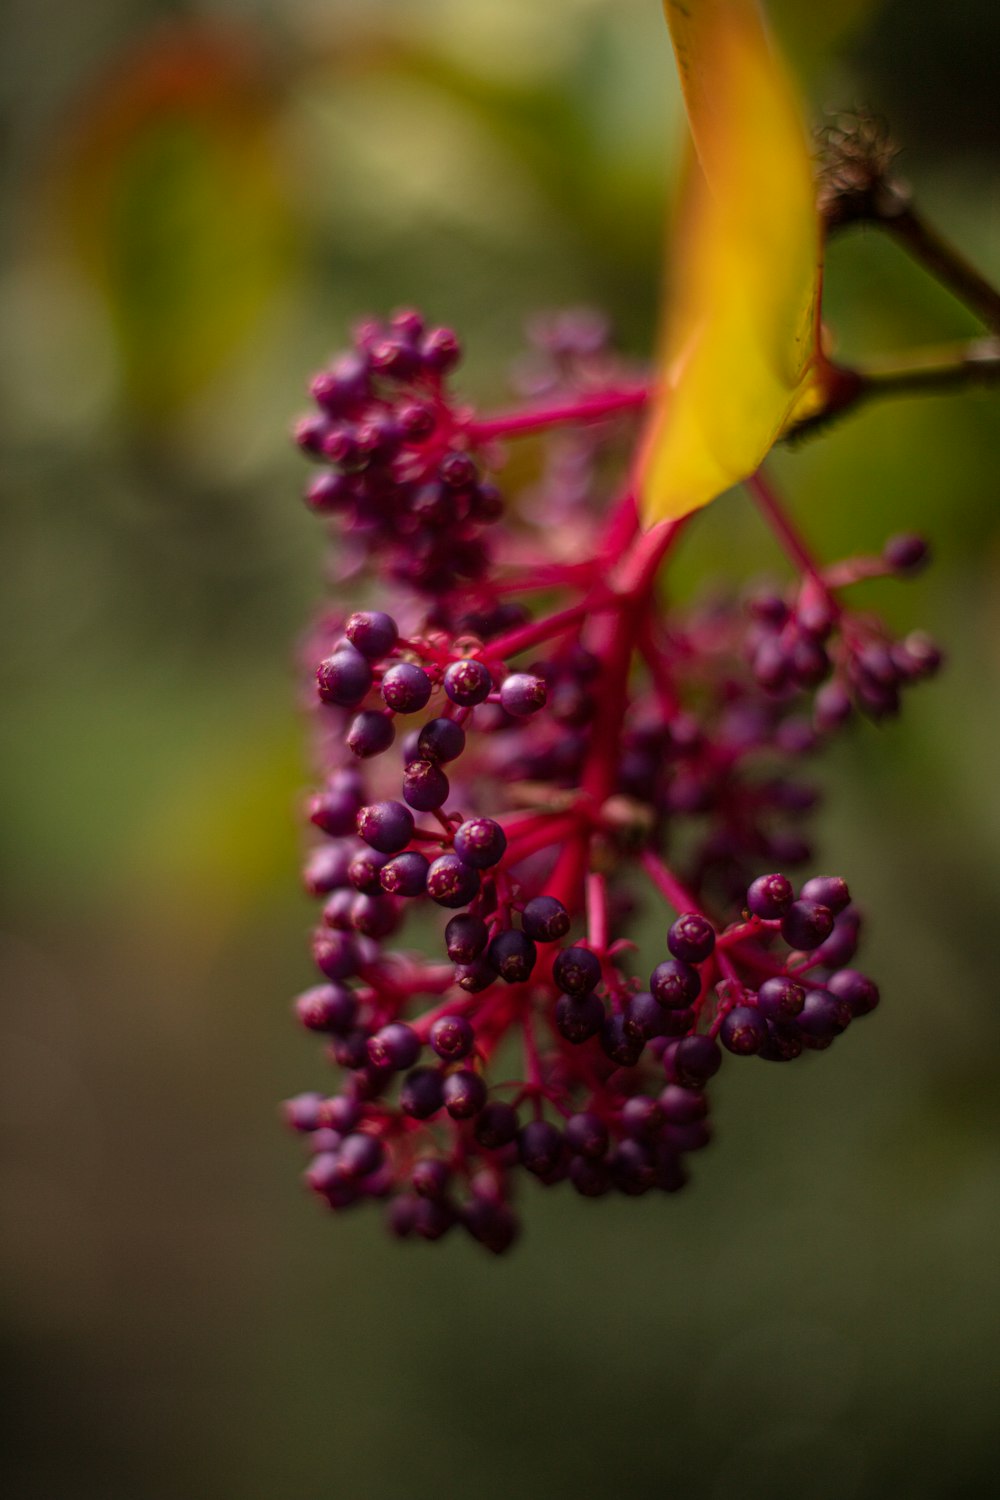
(639, 0, 824, 524)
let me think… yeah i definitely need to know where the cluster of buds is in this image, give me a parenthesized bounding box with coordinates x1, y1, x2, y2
(281, 311, 938, 1253)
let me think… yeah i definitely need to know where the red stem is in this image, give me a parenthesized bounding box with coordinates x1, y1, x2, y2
(466, 385, 651, 444)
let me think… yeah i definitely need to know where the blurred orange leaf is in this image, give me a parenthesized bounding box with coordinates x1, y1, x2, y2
(57, 21, 293, 419)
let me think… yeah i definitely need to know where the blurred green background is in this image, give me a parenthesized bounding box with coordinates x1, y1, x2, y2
(2, 2, 998, 1497)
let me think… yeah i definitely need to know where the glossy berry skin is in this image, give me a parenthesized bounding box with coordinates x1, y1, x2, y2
(316, 649, 373, 707)
(379, 850, 429, 897)
(781, 899, 835, 950)
(357, 800, 414, 854)
(381, 662, 433, 714)
(347, 711, 395, 759)
(443, 1069, 488, 1119)
(555, 992, 605, 1043)
(746, 873, 794, 919)
(402, 759, 450, 812)
(453, 817, 507, 869)
(601, 1014, 644, 1068)
(367, 1023, 421, 1071)
(756, 976, 806, 1021)
(500, 673, 547, 717)
(444, 914, 489, 964)
(337, 1132, 384, 1180)
(488, 930, 537, 983)
(426, 855, 480, 909)
(799, 875, 851, 914)
(429, 1014, 475, 1061)
(667, 913, 716, 964)
(345, 610, 398, 659)
(650, 958, 701, 1009)
(443, 658, 491, 706)
(521, 896, 570, 943)
(294, 983, 357, 1035)
(720, 1006, 768, 1055)
(417, 717, 466, 763)
(827, 968, 880, 1017)
(624, 991, 668, 1041)
(399, 1068, 444, 1120)
(670, 1035, 723, 1087)
(553, 946, 602, 996)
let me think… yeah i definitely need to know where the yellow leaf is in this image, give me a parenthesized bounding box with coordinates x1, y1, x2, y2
(639, 0, 824, 524)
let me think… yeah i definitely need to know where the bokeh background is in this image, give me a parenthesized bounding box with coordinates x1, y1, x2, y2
(2, 2, 998, 1497)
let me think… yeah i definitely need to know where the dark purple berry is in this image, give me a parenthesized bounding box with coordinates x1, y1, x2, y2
(443, 658, 492, 706)
(658, 1085, 709, 1124)
(412, 1196, 456, 1241)
(453, 817, 507, 869)
(601, 1014, 644, 1068)
(621, 1096, 663, 1138)
(426, 854, 480, 908)
(474, 1102, 519, 1149)
(444, 913, 489, 964)
(488, 929, 537, 984)
(347, 710, 395, 758)
(521, 896, 570, 943)
(443, 1069, 487, 1119)
(746, 873, 794, 919)
(758, 1023, 804, 1062)
(429, 1014, 475, 1061)
(379, 850, 429, 897)
(411, 1158, 450, 1199)
(417, 717, 466, 763)
(553, 946, 602, 996)
(797, 989, 852, 1040)
(756, 976, 806, 1021)
(650, 958, 701, 1009)
(781, 899, 835, 950)
(500, 672, 547, 718)
(610, 1139, 656, 1193)
(555, 991, 605, 1043)
(367, 1023, 421, 1071)
(348, 846, 388, 894)
(345, 611, 398, 660)
(883, 533, 929, 573)
(667, 913, 716, 964)
(294, 983, 357, 1034)
(304, 470, 353, 512)
(800, 875, 851, 914)
(402, 759, 450, 812)
(624, 991, 668, 1040)
(357, 800, 414, 854)
(720, 1006, 768, 1055)
(565, 1112, 609, 1159)
(671, 1035, 723, 1087)
(399, 1068, 444, 1119)
(381, 661, 433, 714)
(826, 968, 880, 1017)
(302, 841, 355, 895)
(312, 929, 359, 981)
(337, 1132, 384, 1180)
(455, 960, 496, 993)
(569, 1156, 611, 1197)
(518, 1120, 563, 1177)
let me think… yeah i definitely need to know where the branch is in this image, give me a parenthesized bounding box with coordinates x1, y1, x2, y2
(882, 204, 1000, 334)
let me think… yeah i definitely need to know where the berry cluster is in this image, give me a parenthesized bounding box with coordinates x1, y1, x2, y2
(283, 311, 938, 1253)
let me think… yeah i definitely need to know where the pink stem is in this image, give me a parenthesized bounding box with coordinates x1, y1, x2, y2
(466, 384, 651, 444)
(639, 848, 701, 917)
(746, 468, 829, 592)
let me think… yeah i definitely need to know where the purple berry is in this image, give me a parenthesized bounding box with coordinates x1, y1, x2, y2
(443, 1069, 487, 1119)
(429, 1014, 475, 1061)
(379, 850, 430, 897)
(555, 991, 605, 1043)
(487, 929, 537, 984)
(411, 1158, 450, 1199)
(601, 1014, 644, 1068)
(417, 717, 466, 763)
(443, 658, 492, 706)
(797, 989, 852, 1040)
(746, 873, 794, 919)
(426, 854, 480, 908)
(399, 1068, 444, 1120)
(667, 913, 716, 964)
(402, 759, 450, 812)
(312, 929, 360, 981)
(499, 672, 547, 718)
(671, 1035, 723, 1087)
(883, 533, 929, 573)
(337, 1132, 384, 1180)
(421, 326, 462, 372)
(453, 817, 507, 869)
(649, 958, 701, 1009)
(521, 896, 570, 943)
(345, 611, 399, 660)
(357, 800, 414, 854)
(518, 1120, 563, 1177)
(826, 968, 880, 1017)
(348, 846, 388, 894)
(474, 1102, 519, 1149)
(658, 1085, 709, 1124)
(565, 1112, 609, 1159)
(346, 710, 395, 759)
(553, 945, 602, 996)
(381, 661, 433, 713)
(367, 1023, 421, 1071)
(624, 990, 668, 1041)
(294, 983, 357, 1034)
(756, 976, 806, 1021)
(444, 913, 489, 964)
(720, 1005, 768, 1056)
(781, 899, 835, 950)
(800, 875, 851, 914)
